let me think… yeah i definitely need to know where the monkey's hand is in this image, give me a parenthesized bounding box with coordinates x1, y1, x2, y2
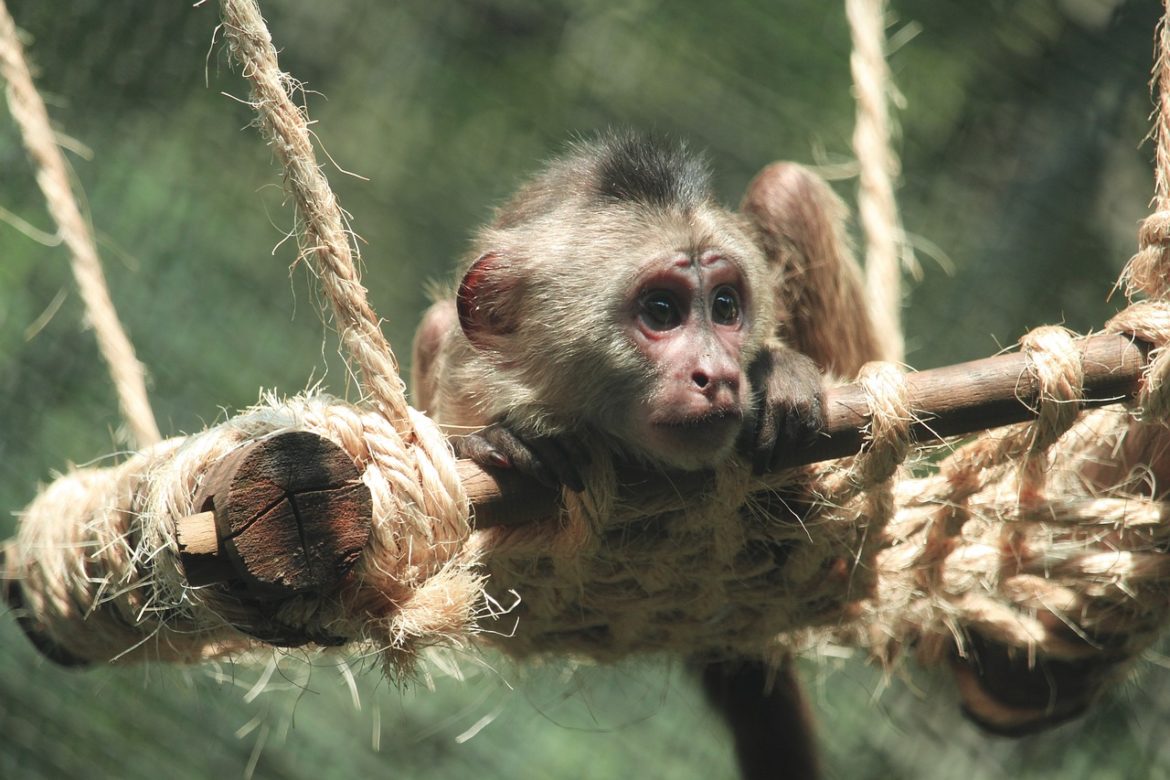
(743, 341, 825, 474)
(454, 423, 588, 493)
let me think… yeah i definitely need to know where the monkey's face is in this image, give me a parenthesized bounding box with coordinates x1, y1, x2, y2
(454, 198, 771, 473)
(622, 248, 757, 470)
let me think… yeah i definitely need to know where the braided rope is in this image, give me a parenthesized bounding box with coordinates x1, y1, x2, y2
(0, 0, 159, 447)
(5, 395, 478, 671)
(219, 0, 411, 432)
(847, 0, 906, 363)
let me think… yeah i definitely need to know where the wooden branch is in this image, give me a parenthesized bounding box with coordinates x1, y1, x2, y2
(466, 332, 1149, 528)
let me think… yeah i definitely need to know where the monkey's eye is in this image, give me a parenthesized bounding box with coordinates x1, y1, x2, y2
(711, 286, 742, 325)
(639, 291, 682, 330)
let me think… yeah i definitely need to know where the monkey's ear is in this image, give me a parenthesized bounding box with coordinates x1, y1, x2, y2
(457, 252, 522, 349)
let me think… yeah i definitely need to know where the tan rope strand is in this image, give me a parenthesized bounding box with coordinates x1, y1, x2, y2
(1115, 3, 1170, 418)
(847, 0, 905, 363)
(0, 0, 159, 447)
(1121, 4, 1170, 299)
(217, 0, 410, 431)
(1155, 5, 1170, 212)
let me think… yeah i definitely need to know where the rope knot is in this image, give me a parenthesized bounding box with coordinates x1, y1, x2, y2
(1108, 300, 1170, 421)
(1019, 326, 1083, 452)
(854, 360, 913, 487)
(1120, 211, 1170, 299)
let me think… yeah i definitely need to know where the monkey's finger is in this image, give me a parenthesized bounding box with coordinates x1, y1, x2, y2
(752, 408, 780, 475)
(453, 431, 514, 471)
(776, 409, 810, 468)
(784, 397, 824, 452)
(478, 425, 563, 490)
(775, 416, 814, 469)
(526, 435, 587, 493)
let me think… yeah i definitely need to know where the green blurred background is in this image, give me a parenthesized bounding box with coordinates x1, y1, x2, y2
(0, 0, 1165, 777)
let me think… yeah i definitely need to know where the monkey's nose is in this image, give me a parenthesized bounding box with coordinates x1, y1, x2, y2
(692, 369, 739, 396)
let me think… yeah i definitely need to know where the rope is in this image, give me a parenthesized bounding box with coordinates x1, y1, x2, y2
(0, 0, 159, 447)
(847, 0, 906, 363)
(218, 0, 411, 431)
(1122, 6, 1170, 300)
(5, 394, 478, 670)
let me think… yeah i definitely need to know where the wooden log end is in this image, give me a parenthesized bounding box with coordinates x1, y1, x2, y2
(180, 431, 373, 599)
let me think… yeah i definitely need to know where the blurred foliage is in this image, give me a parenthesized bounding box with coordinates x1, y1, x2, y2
(0, 0, 1165, 777)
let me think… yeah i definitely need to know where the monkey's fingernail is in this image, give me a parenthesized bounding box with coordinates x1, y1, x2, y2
(487, 451, 512, 469)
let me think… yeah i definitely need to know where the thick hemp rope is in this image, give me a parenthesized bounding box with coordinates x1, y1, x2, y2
(844, 3, 1170, 677)
(0, 0, 159, 447)
(218, 0, 412, 433)
(847, 0, 907, 364)
(6, 395, 485, 669)
(2, 0, 480, 674)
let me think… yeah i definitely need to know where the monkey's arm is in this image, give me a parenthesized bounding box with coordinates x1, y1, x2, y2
(701, 658, 822, 780)
(410, 300, 457, 414)
(704, 163, 881, 780)
(412, 299, 587, 490)
(741, 163, 883, 378)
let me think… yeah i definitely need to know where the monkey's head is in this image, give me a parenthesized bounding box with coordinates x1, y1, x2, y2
(453, 132, 774, 471)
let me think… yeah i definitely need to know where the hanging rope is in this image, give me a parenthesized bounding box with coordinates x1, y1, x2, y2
(847, 0, 906, 363)
(219, 0, 412, 432)
(0, 0, 159, 447)
(1116, 6, 1170, 423)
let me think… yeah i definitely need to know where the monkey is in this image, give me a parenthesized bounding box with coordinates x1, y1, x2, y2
(412, 131, 882, 780)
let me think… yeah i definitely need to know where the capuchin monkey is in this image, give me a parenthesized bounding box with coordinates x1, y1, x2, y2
(412, 131, 881, 780)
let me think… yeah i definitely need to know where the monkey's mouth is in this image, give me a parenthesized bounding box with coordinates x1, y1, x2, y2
(653, 408, 742, 429)
(649, 408, 743, 453)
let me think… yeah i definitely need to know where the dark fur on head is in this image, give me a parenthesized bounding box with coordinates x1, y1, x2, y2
(411, 134, 886, 780)
(495, 131, 711, 228)
(592, 131, 710, 207)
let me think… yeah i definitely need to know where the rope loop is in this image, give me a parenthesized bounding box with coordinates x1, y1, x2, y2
(1120, 211, 1170, 299)
(1108, 300, 1170, 421)
(1019, 325, 1083, 452)
(856, 361, 913, 483)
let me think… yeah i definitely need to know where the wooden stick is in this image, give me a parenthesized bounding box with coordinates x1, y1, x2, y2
(467, 332, 1149, 528)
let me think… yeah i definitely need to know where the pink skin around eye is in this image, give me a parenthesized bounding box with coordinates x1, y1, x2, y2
(631, 253, 747, 336)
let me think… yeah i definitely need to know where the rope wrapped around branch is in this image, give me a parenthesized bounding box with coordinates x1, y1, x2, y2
(4, 396, 482, 671)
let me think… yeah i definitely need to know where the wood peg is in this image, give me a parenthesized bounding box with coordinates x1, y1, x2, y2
(176, 431, 373, 599)
(174, 511, 232, 587)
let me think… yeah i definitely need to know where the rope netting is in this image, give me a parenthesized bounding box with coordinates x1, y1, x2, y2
(3, 0, 1170, 721)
